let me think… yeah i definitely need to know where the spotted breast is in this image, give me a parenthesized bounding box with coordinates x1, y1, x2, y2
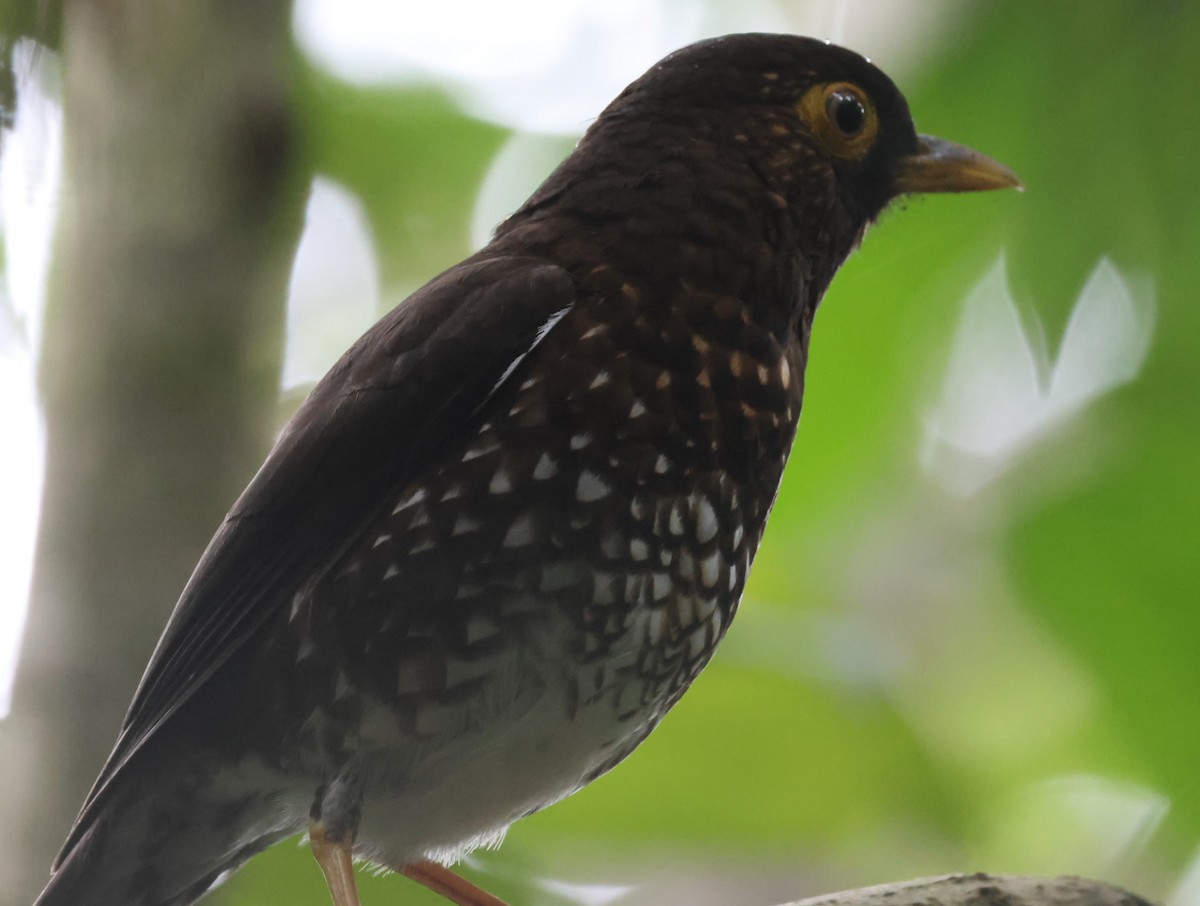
(278, 252, 805, 863)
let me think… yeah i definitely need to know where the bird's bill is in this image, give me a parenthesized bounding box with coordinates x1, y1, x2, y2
(895, 134, 1023, 194)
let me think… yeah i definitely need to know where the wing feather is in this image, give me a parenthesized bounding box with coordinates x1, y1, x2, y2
(55, 255, 576, 866)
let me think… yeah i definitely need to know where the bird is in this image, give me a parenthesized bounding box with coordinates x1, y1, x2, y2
(33, 32, 1020, 906)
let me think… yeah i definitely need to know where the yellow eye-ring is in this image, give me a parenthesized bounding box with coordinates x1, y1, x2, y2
(797, 81, 879, 160)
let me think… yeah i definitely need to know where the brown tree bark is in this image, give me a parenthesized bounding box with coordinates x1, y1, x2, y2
(1, 1, 306, 903)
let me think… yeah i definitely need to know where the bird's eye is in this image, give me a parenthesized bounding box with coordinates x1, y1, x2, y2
(796, 81, 879, 161)
(826, 91, 866, 136)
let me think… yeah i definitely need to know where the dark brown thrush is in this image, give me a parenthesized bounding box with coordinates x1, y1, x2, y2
(34, 32, 1020, 906)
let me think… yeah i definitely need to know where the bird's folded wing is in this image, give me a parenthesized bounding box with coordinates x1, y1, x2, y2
(56, 254, 576, 867)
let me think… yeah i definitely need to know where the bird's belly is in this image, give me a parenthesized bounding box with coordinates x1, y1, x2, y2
(349, 599, 711, 867)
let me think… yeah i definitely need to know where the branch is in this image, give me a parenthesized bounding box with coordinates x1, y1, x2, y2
(780, 874, 1155, 906)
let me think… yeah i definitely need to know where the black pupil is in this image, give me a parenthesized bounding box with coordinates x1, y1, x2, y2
(828, 92, 866, 135)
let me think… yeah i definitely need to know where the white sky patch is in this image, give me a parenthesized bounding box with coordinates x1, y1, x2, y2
(0, 351, 44, 719)
(293, 0, 958, 135)
(920, 255, 1155, 495)
(2, 40, 61, 351)
(294, 0, 708, 134)
(0, 41, 61, 718)
(283, 176, 381, 391)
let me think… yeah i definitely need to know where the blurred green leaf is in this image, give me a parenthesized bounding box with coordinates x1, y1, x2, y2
(297, 67, 509, 295)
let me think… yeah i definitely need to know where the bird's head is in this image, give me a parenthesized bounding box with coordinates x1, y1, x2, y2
(504, 33, 1020, 315)
(605, 33, 1021, 225)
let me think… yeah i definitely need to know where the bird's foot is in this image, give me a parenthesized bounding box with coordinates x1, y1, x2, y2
(401, 860, 511, 906)
(310, 821, 362, 906)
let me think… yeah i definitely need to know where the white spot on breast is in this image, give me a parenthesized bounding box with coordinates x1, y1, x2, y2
(668, 501, 684, 535)
(383, 564, 400, 580)
(489, 468, 513, 494)
(629, 399, 646, 418)
(651, 573, 671, 601)
(625, 573, 645, 601)
(647, 608, 665, 645)
(410, 538, 436, 555)
(289, 592, 305, 622)
(728, 563, 739, 591)
(589, 370, 610, 389)
(570, 432, 592, 450)
(581, 324, 606, 340)
(693, 494, 718, 544)
(503, 513, 535, 548)
(688, 626, 708, 660)
(452, 514, 482, 535)
(698, 550, 721, 588)
(779, 357, 790, 385)
(372, 534, 391, 549)
(630, 494, 649, 520)
(576, 470, 609, 503)
(520, 376, 537, 391)
(601, 531, 624, 559)
(630, 538, 649, 561)
(392, 487, 427, 515)
(462, 437, 501, 462)
(677, 546, 694, 577)
(675, 596, 696, 629)
(440, 484, 463, 502)
(533, 452, 557, 480)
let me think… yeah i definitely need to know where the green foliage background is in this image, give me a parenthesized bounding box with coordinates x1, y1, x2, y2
(171, 2, 1200, 903)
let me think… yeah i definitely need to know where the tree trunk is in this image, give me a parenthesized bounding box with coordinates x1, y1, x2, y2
(1, 1, 305, 903)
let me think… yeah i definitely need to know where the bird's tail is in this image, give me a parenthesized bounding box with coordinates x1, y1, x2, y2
(33, 815, 292, 906)
(32, 812, 287, 906)
(30, 755, 303, 906)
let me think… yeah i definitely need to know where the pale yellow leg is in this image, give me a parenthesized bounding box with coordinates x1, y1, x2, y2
(310, 821, 361, 906)
(401, 860, 511, 906)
